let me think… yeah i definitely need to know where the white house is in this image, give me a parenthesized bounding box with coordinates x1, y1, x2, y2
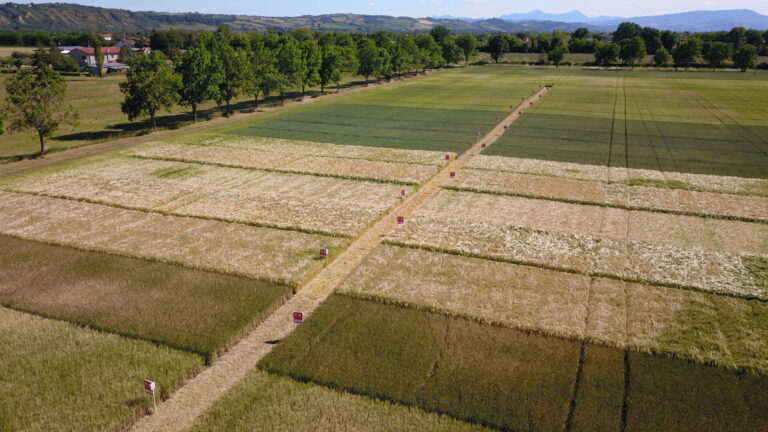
(67, 47, 121, 69)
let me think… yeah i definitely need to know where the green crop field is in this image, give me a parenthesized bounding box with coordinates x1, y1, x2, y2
(0, 306, 201, 431)
(260, 294, 768, 432)
(227, 67, 543, 153)
(484, 68, 768, 178)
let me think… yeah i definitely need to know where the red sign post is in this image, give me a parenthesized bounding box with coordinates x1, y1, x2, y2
(400, 189, 407, 197)
(143, 379, 157, 411)
(319, 248, 328, 259)
(397, 216, 404, 224)
(293, 311, 304, 323)
(444, 154, 450, 160)
(449, 172, 456, 179)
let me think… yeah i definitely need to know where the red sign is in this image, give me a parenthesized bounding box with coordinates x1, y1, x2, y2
(504, 125, 508, 130)
(444, 154, 450, 160)
(450, 172, 456, 178)
(495, 117, 500, 121)
(319, 248, 328, 258)
(400, 189, 406, 196)
(143, 380, 155, 396)
(293, 311, 304, 323)
(481, 143, 486, 148)
(397, 216, 404, 224)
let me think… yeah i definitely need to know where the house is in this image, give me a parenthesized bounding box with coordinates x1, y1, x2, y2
(56, 46, 82, 55)
(100, 33, 114, 41)
(67, 47, 122, 69)
(115, 37, 151, 54)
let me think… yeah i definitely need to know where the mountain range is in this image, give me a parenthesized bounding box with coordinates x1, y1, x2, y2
(0, 3, 766, 34)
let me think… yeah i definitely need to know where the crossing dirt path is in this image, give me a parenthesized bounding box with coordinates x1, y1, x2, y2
(130, 85, 551, 432)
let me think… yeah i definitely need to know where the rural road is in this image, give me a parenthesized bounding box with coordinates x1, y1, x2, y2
(129, 84, 551, 432)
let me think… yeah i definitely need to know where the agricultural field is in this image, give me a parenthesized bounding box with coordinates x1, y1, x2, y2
(483, 68, 768, 178)
(225, 67, 544, 153)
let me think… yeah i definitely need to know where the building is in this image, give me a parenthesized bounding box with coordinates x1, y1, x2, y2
(100, 33, 114, 41)
(67, 47, 122, 69)
(114, 37, 151, 54)
(56, 46, 82, 55)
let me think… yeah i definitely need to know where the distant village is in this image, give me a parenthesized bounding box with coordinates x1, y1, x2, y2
(56, 34, 150, 74)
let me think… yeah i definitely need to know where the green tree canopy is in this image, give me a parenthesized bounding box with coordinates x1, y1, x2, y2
(120, 51, 180, 128)
(2, 66, 77, 154)
(595, 42, 620, 66)
(456, 34, 478, 65)
(275, 36, 305, 102)
(619, 36, 647, 67)
(672, 37, 702, 69)
(653, 48, 671, 67)
(705, 41, 732, 69)
(357, 38, 382, 85)
(733, 44, 758, 72)
(488, 34, 508, 63)
(176, 40, 221, 121)
(547, 45, 568, 67)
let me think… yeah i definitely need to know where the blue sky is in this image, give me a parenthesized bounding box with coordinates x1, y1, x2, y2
(32, 0, 768, 17)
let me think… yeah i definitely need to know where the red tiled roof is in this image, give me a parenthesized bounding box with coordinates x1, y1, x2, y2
(74, 47, 122, 55)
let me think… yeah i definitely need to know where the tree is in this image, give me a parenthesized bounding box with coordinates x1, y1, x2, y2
(653, 48, 671, 68)
(613, 22, 641, 42)
(31, 46, 53, 68)
(2, 66, 77, 155)
(250, 42, 280, 106)
(319, 45, 343, 93)
(357, 39, 382, 85)
(639, 27, 662, 54)
(415, 34, 442, 71)
(619, 36, 646, 67)
(660, 30, 678, 52)
(275, 36, 304, 102)
(213, 29, 250, 116)
(705, 41, 732, 69)
(120, 51, 180, 129)
(488, 34, 508, 63)
(176, 42, 220, 121)
(456, 34, 478, 65)
(93, 36, 104, 78)
(595, 42, 620, 66)
(429, 26, 450, 45)
(547, 45, 568, 67)
(733, 44, 758, 72)
(672, 37, 702, 70)
(441, 37, 464, 66)
(572, 28, 590, 40)
(300, 40, 321, 95)
(728, 27, 747, 50)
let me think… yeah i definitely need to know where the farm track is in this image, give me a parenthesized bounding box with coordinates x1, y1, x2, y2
(128, 86, 552, 432)
(0, 72, 441, 180)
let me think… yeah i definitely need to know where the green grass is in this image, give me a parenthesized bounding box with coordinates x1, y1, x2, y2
(0, 235, 292, 360)
(149, 164, 203, 179)
(228, 67, 543, 153)
(744, 256, 768, 291)
(484, 68, 768, 178)
(189, 370, 493, 432)
(0, 306, 202, 432)
(0, 46, 35, 58)
(260, 294, 582, 432)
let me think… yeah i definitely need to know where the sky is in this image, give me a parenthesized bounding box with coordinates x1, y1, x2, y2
(28, 0, 768, 18)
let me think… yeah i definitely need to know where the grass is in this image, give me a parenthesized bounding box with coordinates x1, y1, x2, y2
(339, 244, 768, 372)
(482, 69, 768, 178)
(189, 370, 493, 432)
(2, 156, 410, 236)
(0, 46, 36, 58)
(0, 306, 202, 432)
(226, 67, 542, 153)
(0, 190, 346, 286)
(260, 293, 582, 432)
(0, 235, 292, 360)
(259, 294, 768, 431)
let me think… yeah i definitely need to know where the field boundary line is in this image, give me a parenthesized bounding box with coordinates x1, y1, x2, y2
(128, 85, 552, 432)
(0, 70, 445, 180)
(443, 185, 768, 224)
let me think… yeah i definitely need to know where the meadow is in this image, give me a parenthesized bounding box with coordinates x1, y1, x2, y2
(482, 69, 768, 178)
(0, 306, 201, 431)
(226, 67, 544, 153)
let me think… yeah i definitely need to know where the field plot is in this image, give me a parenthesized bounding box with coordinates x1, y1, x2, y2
(0, 191, 344, 286)
(227, 67, 542, 153)
(0, 235, 291, 359)
(452, 168, 768, 222)
(386, 189, 766, 298)
(467, 154, 768, 196)
(483, 70, 768, 178)
(134, 134, 446, 184)
(338, 245, 768, 371)
(2, 156, 409, 236)
(0, 306, 201, 432)
(259, 294, 768, 432)
(190, 370, 493, 432)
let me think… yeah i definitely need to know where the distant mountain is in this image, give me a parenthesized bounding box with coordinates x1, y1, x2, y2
(499, 10, 618, 23)
(0, 2, 591, 33)
(590, 9, 768, 32)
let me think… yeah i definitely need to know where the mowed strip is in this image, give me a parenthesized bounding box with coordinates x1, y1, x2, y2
(386, 190, 765, 299)
(452, 168, 768, 223)
(134, 136, 446, 184)
(467, 154, 768, 197)
(0, 191, 344, 286)
(338, 245, 768, 372)
(259, 294, 768, 432)
(189, 370, 493, 432)
(2, 157, 409, 237)
(0, 306, 201, 432)
(0, 235, 292, 359)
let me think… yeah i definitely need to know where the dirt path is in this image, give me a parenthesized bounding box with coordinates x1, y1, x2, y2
(129, 86, 551, 432)
(0, 73, 438, 179)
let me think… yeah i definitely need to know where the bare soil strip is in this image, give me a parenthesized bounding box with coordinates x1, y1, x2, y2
(129, 86, 551, 432)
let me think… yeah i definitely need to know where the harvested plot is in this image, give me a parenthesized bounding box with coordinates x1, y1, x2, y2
(189, 370, 492, 432)
(227, 68, 541, 153)
(339, 245, 768, 371)
(452, 169, 768, 222)
(466, 154, 768, 197)
(3, 157, 408, 236)
(260, 294, 581, 432)
(134, 139, 441, 184)
(0, 306, 201, 432)
(0, 191, 344, 286)
(0, 235, 292, 359)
